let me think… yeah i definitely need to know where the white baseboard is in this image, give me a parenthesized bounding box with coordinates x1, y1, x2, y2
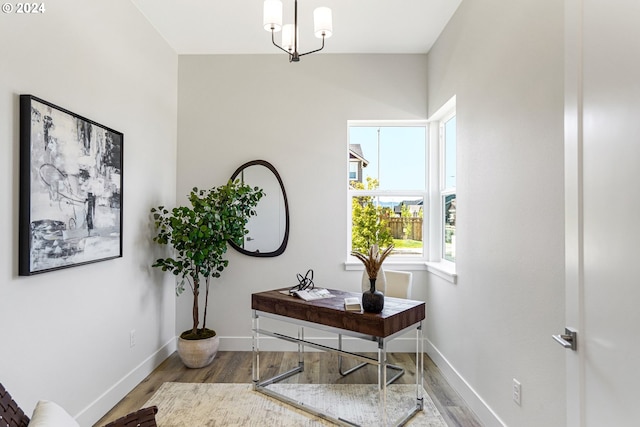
(75, 337, 177, 426)
(424, 338, 506, 427)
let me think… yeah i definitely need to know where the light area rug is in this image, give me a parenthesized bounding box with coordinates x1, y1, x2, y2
(144, 382, 448, 426)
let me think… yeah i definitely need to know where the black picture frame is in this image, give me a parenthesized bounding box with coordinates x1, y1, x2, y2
(19, 95, 123, 275)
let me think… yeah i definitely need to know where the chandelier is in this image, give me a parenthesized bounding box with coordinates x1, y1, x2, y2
(263, 0, 333, 62)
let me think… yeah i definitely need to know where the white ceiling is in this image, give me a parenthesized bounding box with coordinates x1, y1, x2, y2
(130, 0, 463, 55)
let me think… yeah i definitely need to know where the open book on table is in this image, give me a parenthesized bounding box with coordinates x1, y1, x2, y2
(288, 288, 335, 301)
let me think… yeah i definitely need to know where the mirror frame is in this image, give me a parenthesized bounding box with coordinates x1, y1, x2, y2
(229, 159, 290, 257)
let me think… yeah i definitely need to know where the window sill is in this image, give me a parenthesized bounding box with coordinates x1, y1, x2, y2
(425, 261, 457, 284)
(344, 260, 457, 283)
(344, 260, 429, 272)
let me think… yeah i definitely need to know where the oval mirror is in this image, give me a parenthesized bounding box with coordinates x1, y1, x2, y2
(229, 160, 289, 257)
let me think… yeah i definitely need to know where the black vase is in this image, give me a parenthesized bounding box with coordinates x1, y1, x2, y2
(362, 277, 384, 313)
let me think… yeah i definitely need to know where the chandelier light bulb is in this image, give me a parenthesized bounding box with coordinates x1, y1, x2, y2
(281, 24, 295, 52)
(263, 0, 283, 32)
(313, 7, 332, 38)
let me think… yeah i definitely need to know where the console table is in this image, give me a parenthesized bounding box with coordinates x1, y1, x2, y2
(251, 288, 426, 426)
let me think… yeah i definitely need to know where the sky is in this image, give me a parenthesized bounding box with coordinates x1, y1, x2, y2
(349, 126, 427, 191)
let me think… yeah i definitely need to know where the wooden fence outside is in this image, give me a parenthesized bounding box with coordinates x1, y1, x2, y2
(387, 217, 423, 241)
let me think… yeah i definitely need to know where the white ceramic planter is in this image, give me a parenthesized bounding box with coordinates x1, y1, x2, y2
(177, 334, 220, 369)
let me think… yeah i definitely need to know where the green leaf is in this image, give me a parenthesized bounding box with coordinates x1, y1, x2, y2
(150, 181, 264, 331)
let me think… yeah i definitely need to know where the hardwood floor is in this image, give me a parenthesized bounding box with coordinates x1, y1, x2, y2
(94, 351, 482, 427)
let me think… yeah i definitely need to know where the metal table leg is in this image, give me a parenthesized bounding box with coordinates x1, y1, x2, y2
(252, 311, 424, 426)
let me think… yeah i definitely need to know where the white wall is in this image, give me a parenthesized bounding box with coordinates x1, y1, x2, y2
(0, 3, 567, 425)
(0, 1, 178, 425)
(176, 54, 429, 347)
(426, 1, 565, 426)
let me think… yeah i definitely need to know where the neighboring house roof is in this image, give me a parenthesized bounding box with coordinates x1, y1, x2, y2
(349, 144, 369, 167)
(399, 199, 424, 206)
(394, 199, 424, 214)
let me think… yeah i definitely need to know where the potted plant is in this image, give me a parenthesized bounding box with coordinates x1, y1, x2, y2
(351, 244, 394, 313)
(151, 180, 264, 368)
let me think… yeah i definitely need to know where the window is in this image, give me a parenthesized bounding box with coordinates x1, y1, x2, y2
(347, 122, 427, 260)
(441, 114, 456, 262)
(349, 162, 359, 181)
(426, 95, 457, 270)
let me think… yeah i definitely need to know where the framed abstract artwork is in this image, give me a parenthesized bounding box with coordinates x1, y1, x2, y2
(19, 95, 123, 275)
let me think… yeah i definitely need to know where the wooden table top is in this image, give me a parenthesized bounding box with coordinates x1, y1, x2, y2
(251, 288, 425, 338)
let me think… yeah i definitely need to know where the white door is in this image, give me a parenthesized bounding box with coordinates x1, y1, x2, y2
(564, 1, 640, 426)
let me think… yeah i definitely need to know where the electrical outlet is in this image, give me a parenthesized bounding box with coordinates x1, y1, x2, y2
(130, 329, 136, 348)
(512, 378, 521, 406)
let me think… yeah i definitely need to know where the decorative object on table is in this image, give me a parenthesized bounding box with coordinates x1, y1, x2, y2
(343, 297, 362, 312)
(288, 269, 314, 293)
(282, 269, 334, 300)
(151, 182, 264, 368)
(18, 95, 123, 276)
(351, 244, 394, 313)
(361, 269, 386, 294)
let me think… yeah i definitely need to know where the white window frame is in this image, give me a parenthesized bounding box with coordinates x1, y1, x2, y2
(345, 120, 429, 271)
(425, 96, 457, 282)
(440, 112, 456, 263)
